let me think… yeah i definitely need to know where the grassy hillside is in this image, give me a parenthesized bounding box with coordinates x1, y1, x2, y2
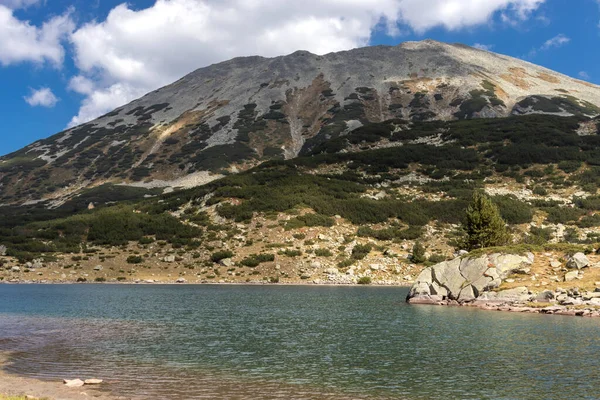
(1, 115, 600, 283)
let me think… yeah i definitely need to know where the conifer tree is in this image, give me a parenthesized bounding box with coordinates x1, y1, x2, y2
(411, 241, 427, 263)
(463, 191, 510, 250)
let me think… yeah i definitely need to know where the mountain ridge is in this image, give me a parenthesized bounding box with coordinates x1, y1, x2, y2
(1, 40, 600, 205)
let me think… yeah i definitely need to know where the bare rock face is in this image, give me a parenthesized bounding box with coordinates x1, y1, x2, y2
(2, 40, 600, 205)
(407, 253, 533, 303)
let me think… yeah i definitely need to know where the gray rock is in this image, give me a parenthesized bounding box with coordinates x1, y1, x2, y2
(11, 266, 20, 272)
(459, 257, 489, 283)
(219, 258, 234, 267)
(176, 278, 186, 283)
(495, 287, 531, 302)
(564, 270, 579, 282)
(566, 253, 590, 269)
(164, 255, 176, 263)
(535, 290, 555, 301)
(93, 265, 103, 271)
(430, 281, 448, 297)
(550, 260, 562, 268)
(489, 253, 532, 277)
(458, 285, 476, 301)
(432, 258, 465, 298)
(0, 245, 6, 256)
(84, 379, 103, 385)
(411, 282, 432, 296)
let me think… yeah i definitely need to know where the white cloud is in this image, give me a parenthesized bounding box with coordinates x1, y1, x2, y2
(0, 0, 41, 9)
(0, 5, 74, 66)
(473, 43, 494, 51)
(67, 0, 547, 126)
(68, 75, 95, 95)
(540, 33, 570, 50)
(69, 83, 147, 127)
(24, 87, 59, 107)
(396, 0, 545, 32)
(579, 71, 590, 80)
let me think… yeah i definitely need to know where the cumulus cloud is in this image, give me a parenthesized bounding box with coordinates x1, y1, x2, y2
(67, 0, 547, 126)
(0, 5, 74, 66)
(397, 0, 545, 32)
(24, 87, 59, 107)
(540, 33, 570, 50)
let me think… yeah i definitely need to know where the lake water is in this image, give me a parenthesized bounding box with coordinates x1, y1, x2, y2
(0, 285, 599, 400)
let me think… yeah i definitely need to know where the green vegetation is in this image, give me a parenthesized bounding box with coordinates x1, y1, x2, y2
(357, 276, 372, 285)
(314, 248, 333, 257)
(240, 253, 275, 267)
(3, 114, 600, 262)
(126, 255, 143, 264)
(211, 251, 234, 263)
(411, 242, 427, 264)
(462, 192, 510, 250)
(351, 244, 372, 260)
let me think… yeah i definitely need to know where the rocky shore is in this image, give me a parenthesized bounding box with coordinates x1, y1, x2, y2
(406, 251, 600, 317)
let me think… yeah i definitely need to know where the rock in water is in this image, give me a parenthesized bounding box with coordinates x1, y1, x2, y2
(84, 378, 103, 385)
(407, 252, 533, 303)
(64, 378, 85, 387)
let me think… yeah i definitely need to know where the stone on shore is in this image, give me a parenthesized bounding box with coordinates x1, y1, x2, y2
(84, 378, 103, 385)
(64, 378, 85, 387)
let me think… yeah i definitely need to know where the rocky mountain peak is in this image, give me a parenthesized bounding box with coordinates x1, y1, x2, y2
(1, 40, 600, 205)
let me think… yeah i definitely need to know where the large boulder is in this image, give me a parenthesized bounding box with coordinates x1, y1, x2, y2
(407, 252, 533, 303)
(566, 253, 590, 270)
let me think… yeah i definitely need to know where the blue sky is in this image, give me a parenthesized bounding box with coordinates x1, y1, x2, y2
(1, 0, 599, 156)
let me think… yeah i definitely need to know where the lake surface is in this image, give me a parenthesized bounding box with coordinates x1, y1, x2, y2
(0, 285, 599, 400)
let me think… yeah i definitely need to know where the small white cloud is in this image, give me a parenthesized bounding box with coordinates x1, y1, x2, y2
(473, 43, 494, 51)
(541, 34, 570, 50)
(24, 87, 59, 107)
(579, 71, 591, 80)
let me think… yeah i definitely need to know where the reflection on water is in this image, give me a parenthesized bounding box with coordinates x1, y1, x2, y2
(1, 285, 599, 400)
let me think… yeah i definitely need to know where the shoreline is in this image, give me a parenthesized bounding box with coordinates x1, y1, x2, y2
(408, 298, 600, 317)
(0, 281, 412, 287)
(0, 354, 125, 400)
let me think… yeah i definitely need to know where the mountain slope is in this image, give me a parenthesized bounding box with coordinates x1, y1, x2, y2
(2, 40, 600, 205)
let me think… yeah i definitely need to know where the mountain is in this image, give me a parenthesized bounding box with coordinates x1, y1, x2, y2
(2, 39, 600, 205)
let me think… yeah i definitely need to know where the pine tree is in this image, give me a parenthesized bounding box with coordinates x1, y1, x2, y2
(463, 191, 510, 250)
(411, 241, 426, 263)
